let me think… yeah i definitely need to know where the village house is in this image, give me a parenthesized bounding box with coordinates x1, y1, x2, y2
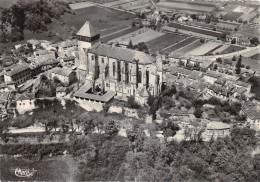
(16, 93, 36, 114)
(0, 82, 16, 93)
(50, 67, 77, 86)
(30, 58, 60, 77)
(60, 56, 76, 66)
(56, 87, 68, 98)
(205, 84, 230, 101)
(0, 92, 11, 109)
(234, 80, 251, 94)
(3, 62, 32, 86)
(205, 121, 230, 140)
(34, 49, 56, 59)
(203, 70, 222, 84)
(188, 70, 204, 81)
(241, 102, 260, 131)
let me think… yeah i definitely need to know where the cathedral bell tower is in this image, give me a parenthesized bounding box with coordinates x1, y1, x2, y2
(76, 21, 100, 73)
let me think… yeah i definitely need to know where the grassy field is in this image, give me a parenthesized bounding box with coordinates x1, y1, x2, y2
(100, 27, 140, 42)
(146, 33, 187, 51)
(168, 22, 222, 37)
(174, 40, 204, 54)
(220, 45, 245, 54)
(109, 28, 165, 45)
(160, 36, 197, 54)
(0, 155, 75, 181)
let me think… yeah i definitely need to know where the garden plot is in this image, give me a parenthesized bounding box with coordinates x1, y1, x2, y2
(186, 41, 222, 56)
(174, 40, 204, 54)
(146, 33, 187, 52)
(222, 12, 244, 21)
(160, 37, 198, 54)
(108, 28, 164, 45)
(212, 44, 230, 54)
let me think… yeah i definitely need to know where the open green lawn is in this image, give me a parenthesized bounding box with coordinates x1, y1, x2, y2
(0, 5, 134, 49)
(146, 33, 187, 51)
(0, 155, 75, 181)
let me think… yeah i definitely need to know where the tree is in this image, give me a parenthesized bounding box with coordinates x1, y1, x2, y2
(161, 118, 180, 137)
(194, 108, 202, 118)
(235, 55, 242, 74)
(250, 37, 259, 46)
(104, 119, 118, 138)
(147, 95, 155, 106)
(128, 39, 133, 49)
(127, 96, 141, 109)
(162, 96, 175, 110)
(232, 55, 236, 62)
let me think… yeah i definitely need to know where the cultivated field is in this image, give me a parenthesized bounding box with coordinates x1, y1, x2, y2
(108, 28, 164, 45)
(174, 40, 204, 54)
(219, 45, 246, 54)
(69, 1, 95, 9)
(186, 41, 222, 56)
(216, 22, 239, 30)
(222, 12, 244, 21)
(168, 23, 222, 37)
(100, 27, 140, 42)
(146, 33, 187, 51)
(157, 1, 216, 12)
(212, 44, 230, 54)
(100, 26, 129, 36)
(160, 37, 197, 54)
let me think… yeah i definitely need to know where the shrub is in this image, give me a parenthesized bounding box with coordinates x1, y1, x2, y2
(194, 108, 202, 118)
(246, 66, 250, 69)
(127, 96, 140, 109)
(200, 39, 205, 43)
(162, 96, 175, 110)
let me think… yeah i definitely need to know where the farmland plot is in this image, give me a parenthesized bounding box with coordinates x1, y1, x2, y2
(222, 12, 243, 21)
(174, 40, 204, 54)
(109, 28, 164, 45)
(220, 45, 245, 54)
(212, 44, 230, 54)
(186, 41, 222, 56)
(157, 2, 214, 12)
(160, 37, 198, 54)
(100, 27, 140, 42)
(146, 33, 187, 51)
(100, 26, 129, 36)
(168, 23, 222, 37)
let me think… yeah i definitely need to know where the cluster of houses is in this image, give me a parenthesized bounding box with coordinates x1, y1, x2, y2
(0, 20, 259, 137)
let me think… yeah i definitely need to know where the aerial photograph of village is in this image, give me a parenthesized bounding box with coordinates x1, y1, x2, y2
(0, 0, 259, 181)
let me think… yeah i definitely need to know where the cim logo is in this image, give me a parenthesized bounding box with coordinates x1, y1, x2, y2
(10, 168, 37, 178)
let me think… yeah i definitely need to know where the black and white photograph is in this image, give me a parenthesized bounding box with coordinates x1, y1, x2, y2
(0, 0, 260, 181)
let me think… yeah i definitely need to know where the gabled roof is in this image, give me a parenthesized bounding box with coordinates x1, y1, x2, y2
(51, 67, 73, 77)
(207, 121, 230, 130)
(77, 21, 99, 37)
(16, 93, 35, 101)
(4, 62, 30, 77)
(89, 44, 156, 65)
(242, 102, 260, 120)
(56, 87, 67, 92)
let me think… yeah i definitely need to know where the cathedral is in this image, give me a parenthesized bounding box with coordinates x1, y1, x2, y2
(75, 21, 163, 104)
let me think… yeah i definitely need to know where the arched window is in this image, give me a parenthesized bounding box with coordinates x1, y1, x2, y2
(137, 71, 142, 83)
(101, 58, 104, 63)
(113, 62, 116, 76)
(91, 55, 94, 60)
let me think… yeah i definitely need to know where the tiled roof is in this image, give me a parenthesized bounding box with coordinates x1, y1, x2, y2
(16, 93, 35, 101)
(0, 92, 10, 103)
(51, 67, 73, 77)
(77, 21, 99, 37)
(208, 84, 229, 96)
(5, 63, 30, 77)
(88, 44, 156, 65)
(73, 83, 115, 102)
(34, 49, 50, 55)
(60, 40, 77, 48)
(207, 121, 230, 130)
(242, 102, 260, 120)
(205, 70, 221, 78)
(235, 81, 250, 88)
(200, 59, 215, 68)
(56, 87, 67, 92)
(188, 70, 203, 80)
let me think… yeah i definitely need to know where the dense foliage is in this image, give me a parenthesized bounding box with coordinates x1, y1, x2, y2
(0, 0, 70, 43)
